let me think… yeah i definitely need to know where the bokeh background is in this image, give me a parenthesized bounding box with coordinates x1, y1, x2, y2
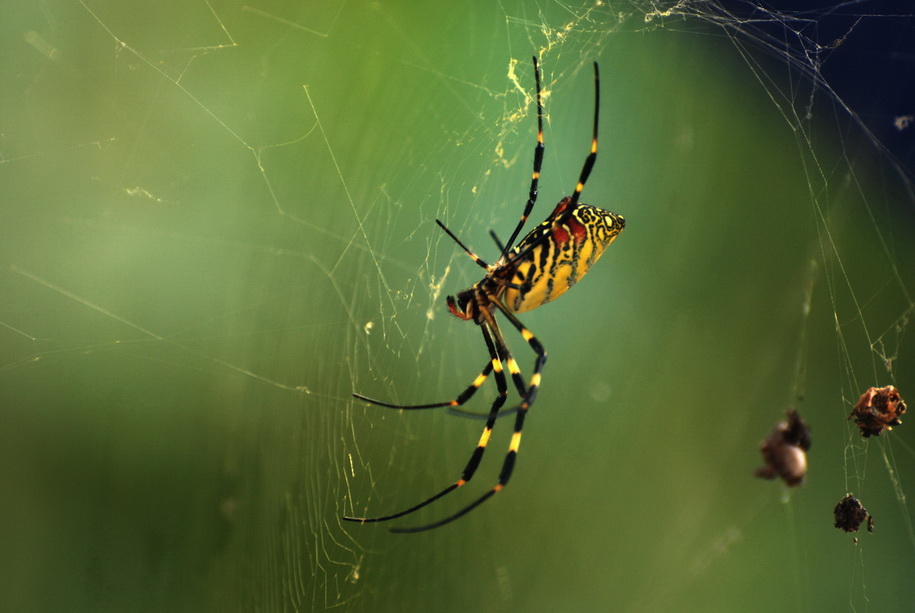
(2, 1, 914, 611)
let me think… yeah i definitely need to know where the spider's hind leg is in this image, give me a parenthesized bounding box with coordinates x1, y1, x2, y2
(343, 323, 509, 527)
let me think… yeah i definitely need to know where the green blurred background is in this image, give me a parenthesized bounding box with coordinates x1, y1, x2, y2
(2, 1, 914, 611)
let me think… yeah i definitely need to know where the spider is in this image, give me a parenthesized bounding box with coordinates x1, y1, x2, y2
(754, 409, 811, 487)
(344, 57, 626, 533)
(848, 385, 906, 438)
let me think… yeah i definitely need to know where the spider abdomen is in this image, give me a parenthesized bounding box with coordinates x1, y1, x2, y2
(503, 200, 625, 313)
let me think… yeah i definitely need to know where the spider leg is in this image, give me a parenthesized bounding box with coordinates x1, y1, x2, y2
(352, 359, 494, 410)
(500, 56, 545, 260)
(491, 312, 531, 400)
(567, 61, 599, 208)
(447, 316, 527, 419)
(492, 299, 547, 408)
(447, 404, 520, 420)
(489, 228, 506, 254)
(436, 219, 490, 270)
(391, 305, 546, 533)
(342, 323, 508, 526)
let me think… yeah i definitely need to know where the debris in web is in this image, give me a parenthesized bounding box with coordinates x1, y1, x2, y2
(834, 494, 875, 534)
(755, 409, 811, 487)
(848, 385, 907, 438)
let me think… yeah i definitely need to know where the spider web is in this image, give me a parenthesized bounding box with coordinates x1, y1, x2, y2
(1, 0, 914, 610)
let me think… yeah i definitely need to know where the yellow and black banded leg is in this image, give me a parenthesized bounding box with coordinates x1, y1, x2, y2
(391, 396, 530, 533)
(491, 315, 533, 403)
(390, 307, 547, 533)
(435, 219, 491, 272)
(494, 303, 547, 409)
(448, 316, 527, 420)
(352, 360, 494, 411)
(480, 307, 549, 509)
(343, 323, 508, 527)
(566, 61, 599, 208)
(500, 56, 545, 259)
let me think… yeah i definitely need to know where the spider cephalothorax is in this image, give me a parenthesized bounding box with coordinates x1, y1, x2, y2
(446, 288, 478, 321)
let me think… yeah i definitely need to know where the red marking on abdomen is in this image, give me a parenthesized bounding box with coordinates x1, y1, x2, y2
(552, 224, 570, 244)
(566, 215, 587, 243)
